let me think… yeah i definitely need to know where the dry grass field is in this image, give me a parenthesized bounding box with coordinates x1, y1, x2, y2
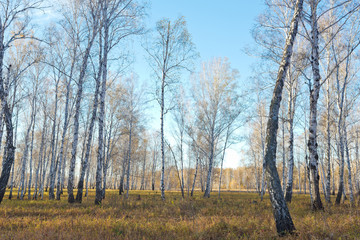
(0, 190, 359, 239)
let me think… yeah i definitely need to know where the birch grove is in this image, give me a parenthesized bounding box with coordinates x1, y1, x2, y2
(1, 0, 360, 237)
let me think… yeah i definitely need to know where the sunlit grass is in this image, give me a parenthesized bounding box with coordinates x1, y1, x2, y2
(0, 190, 359, 239)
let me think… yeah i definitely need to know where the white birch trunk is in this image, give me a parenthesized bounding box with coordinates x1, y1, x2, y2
(140, 147, 147, 190)
(85, 150, 91, 198)
(260, 108, 266, 200)
(298, 159, 301, 193)
(102, 125, 112, 198)
(160, 73, 166, 200)
(76, 39, 102, 202)
(0, 27, 15, 204)
(335, 70, 348, 205)
(285, 76, 296, 202)
(33, 113, 47, 200)
(8, 107, 19, 200)
(48, 81, 59, 200)
(20, 103, 35, 200)
(325, 80, 331, 203)
(151, 149, 157, 191)
(0, 108, 4, 158)
(180, 135, 184, 198)
(95, 0, 109, 204)
(262, 0, 303, 234)
(159, 22, 171, 201)
(218, 126, 230, 198)
(344, 121, 354, 204)
(56, 51, 75, 200)
(191, 156, 199, 197)
(60, 138, 68, 194)
(27, 101, 37, 200)
(119, 148, 127, 195)
(204, 128, 215, 198)
(308, 0, 323, 210)
(125, 119, 133, 199)
(68, 22, 99, 203)
(40, 132, 50, 200)
(282, 119, 286, 194)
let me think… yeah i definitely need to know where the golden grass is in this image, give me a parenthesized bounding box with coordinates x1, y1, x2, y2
(0, 190, 359, 239)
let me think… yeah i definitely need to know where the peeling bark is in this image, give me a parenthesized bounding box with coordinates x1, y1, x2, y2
(285, 70, 297, 203)
(262, 0, 303, 234)
(308, 0, 323, 210)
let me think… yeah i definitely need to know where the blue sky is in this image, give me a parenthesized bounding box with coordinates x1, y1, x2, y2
(152, 0, 264, 75)
(134, 0, 265, 82)
(133, 0, 265, 168)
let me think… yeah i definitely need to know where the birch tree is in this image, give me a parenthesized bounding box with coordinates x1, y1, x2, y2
(145, 16, 196, 200)
(27, 65, 41, 200)
(75, 27, 103, 203)
(284, 62, 302, 202)
(122, 75, 144, 199)
(19, 98, 35, 200)
(252, 0, 302, 202)
(262, 0, 303, 234)
(5, 35, 41, 200)
(48, 61, 61, 200)
(33, 104, 47, 200)
(301, 0, 360, 209)
(191, 57, 241, 198)
(171, 89, 189, 198)
(305, 0, 325, 211)
(0, 0, 43, 203)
